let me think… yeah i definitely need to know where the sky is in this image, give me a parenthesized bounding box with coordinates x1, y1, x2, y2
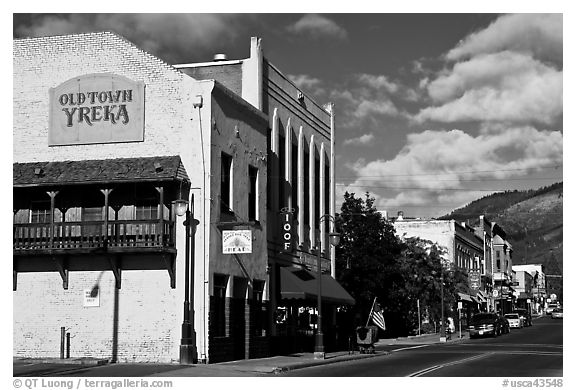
(11, 9, 565, 219)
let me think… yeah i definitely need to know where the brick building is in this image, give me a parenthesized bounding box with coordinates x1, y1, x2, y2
(174, 37, 354, 355)
(13, 33, 353, 363)
(393, 218, 486, 324)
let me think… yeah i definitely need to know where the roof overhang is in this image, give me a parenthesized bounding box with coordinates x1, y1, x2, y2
(13, 156, 189, 188)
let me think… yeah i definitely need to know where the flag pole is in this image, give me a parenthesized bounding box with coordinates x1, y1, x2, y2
(366, 297, 377, 327)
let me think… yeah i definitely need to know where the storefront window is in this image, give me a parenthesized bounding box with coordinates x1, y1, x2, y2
(213, 273, 228, 337)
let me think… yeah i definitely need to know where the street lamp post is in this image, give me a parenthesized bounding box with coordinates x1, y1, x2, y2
(314, 215, 340, 360)
(174, 195, 199, 364)
(440, 271, 446, 342)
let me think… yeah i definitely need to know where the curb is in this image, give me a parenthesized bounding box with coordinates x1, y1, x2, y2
(17, 358, 109, 366)
(270, 351, 390, 374)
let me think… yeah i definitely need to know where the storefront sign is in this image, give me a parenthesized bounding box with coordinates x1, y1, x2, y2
(469, 270, 481, 292)
(49, 74, 145, 145)
(280, 210, 294, 253)
(222, 230, 252, 254)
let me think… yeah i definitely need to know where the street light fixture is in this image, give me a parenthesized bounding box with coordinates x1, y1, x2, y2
(174, 195, 199, 364)
(314, 215, 340, 360)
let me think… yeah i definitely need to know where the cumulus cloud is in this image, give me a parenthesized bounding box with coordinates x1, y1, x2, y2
(14, 14, 251, 63)
(415, 13, 563, 126)
(343, 133, 375, 146)
(342, 126, 562, 210)
(447, 14, 562, 64)
(286, 14, 348, 40)
(356, 74, 399, 94)
(415, 53, 562, 124)
(288, 74, 326, 97)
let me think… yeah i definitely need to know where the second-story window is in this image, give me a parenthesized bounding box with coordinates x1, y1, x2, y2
(248, 166, 258, 222)
(135, 202, 158, 220)
(221, 153, 233, 213)
(30, 201, 52, 223)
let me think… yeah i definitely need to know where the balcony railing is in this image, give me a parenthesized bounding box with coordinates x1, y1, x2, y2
(13, 219, 175, 251)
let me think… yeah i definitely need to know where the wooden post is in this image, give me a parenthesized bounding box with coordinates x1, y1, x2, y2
(47, 191, 59, 249)
(100, 189, 113, 247)
(155, 186, 164, 246)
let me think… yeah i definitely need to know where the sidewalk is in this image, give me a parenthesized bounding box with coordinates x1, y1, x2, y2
(154, 331, 469, 376)
(380, 330, 470, 346)
(14, 331, 469, 377)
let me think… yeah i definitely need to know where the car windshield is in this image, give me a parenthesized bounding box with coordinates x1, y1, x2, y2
(505, 314, 518, 319)
(472, 314, 496, 321)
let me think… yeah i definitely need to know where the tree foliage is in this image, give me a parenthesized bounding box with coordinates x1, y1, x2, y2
(335, 192, 471, 336)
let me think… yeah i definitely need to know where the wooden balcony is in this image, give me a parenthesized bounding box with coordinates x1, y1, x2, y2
(13, 219, 175, 253)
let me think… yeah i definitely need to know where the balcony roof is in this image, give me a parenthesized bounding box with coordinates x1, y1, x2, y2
(13, 156, 189, 188)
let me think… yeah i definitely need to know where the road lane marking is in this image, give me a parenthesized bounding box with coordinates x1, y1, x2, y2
(391, 345, 431, 352)
(408, 352, 494, 377)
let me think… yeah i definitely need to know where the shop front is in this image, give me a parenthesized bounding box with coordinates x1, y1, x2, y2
(271, 266, 355, 354)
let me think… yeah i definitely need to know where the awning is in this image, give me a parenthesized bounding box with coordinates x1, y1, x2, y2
(280, 267, 355, 305)
(458, 292, 473, 302)
(13, 155, 189, 187)
(475, 293, 487, 303)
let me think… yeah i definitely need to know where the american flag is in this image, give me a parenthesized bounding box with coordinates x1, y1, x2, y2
(370, 301, 386, 331)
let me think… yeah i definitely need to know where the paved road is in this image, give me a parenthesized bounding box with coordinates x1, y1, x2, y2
(282, 315, 562, 377)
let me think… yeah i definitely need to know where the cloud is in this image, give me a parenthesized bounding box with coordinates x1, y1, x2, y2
(343, 133, 375, 146)
(416, 52, 562, 125)
(355, 74, 399, 94)
(343, 125, 563, 211)
(286, 14, 348, 40)
(14, 14, 251, 63)
(288, 74, 327, 97)
(446, 14, 562, 64)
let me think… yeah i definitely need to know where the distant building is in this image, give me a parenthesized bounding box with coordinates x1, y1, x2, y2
(393, 218, 486, 323)
(512, 264, 547, 314)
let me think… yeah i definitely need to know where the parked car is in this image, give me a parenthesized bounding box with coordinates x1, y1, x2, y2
(551, 308, 563, 319)
(513, 308, 532, 326)
(546, 303, 559, 315)
(469, 313, 502, 338)
(498, 313, 511, 334)
(505, 313, 524, 328)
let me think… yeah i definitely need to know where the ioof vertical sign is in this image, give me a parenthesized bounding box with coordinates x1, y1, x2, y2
(49, 73, 145, 146)
(280, 211, 293, 252)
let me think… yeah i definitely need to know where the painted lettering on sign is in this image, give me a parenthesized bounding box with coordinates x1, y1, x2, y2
(280, 211, 294, 253)
(59, 90, 133, 127)
(49, 73, 145, 146)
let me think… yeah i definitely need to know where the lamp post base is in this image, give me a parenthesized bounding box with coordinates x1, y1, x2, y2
(314, 351, 326, 360)
(314, 333, 325, 359)
(179, 344, 198, 365)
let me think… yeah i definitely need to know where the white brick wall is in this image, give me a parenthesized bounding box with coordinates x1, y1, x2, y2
(13, 32, 191, 164)
(13, 270, 179, 363)
(13, 32, 205, 363)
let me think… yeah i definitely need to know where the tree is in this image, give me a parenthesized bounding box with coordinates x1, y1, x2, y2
(335, 192, 403, 325)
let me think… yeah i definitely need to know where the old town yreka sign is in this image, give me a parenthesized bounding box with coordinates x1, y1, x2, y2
(49, 73, 145, 146)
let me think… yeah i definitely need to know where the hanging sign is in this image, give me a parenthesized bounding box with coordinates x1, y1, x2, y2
(469, 270, 481, 292)
(49, 73, 145, 146)
(222, 230, 252, 254)
(280, 209, 294, 253)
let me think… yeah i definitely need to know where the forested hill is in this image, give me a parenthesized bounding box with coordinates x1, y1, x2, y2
(440, 182, 563, 279)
